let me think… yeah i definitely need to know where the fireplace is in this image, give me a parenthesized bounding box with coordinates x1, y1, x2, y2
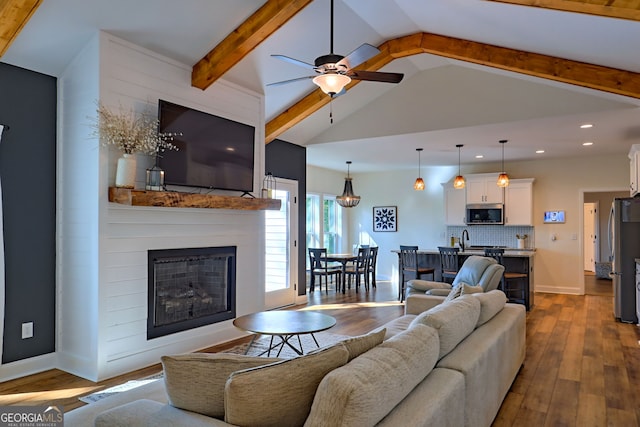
(147, 246, 236, 339)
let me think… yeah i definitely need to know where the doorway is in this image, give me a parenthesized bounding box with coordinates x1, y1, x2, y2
(583, 202, 598, 272)
(582, 191, 627, 296)
(264, 178, 298, 309)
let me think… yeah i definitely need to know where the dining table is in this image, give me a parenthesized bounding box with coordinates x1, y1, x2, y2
(322, 253, 357, 293)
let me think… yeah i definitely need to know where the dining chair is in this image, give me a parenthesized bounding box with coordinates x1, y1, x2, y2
(308, 248, 342, 293)
(344, 247, 371, 292)
(484, 248, 528, 304)
(438, 246, 461, 284)
(399, 245, 435, 302)
(367, 246, 378, 288)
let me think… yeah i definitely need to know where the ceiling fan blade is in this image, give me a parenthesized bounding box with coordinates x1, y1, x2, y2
(347, 69, 404, 84)
(337, 43, 380, 70)
(271, 54, 315, 70)
(266, 75, 314, 87)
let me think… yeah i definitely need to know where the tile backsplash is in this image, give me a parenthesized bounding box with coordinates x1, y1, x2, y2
(447, 225, 535, 249)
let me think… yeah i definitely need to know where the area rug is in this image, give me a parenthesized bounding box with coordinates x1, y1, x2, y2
(79, 373, 164, 404)
(79, 331, 349, 404)
(226, 331, 349, 358)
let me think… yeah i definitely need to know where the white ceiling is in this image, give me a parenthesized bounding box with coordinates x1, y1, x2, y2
(3, 0, 640, 172)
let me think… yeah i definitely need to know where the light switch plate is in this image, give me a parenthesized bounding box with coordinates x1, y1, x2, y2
(21, 322, 33, 339)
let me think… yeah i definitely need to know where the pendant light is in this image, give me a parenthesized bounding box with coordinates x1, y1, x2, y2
(414, 148, 425, 191)
(336, 161, 360, 208)
(453, 144, 465, 189)
(497, 139, 510, 188)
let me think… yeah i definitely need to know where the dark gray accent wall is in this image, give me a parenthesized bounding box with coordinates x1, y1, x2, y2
(265, 139, 307, 296)
(0, 62, 56, 363)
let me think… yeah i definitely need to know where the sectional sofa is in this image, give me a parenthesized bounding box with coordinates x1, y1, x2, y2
(66, 289, 525, 426)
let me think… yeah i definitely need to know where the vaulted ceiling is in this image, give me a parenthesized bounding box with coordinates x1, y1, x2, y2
(2, 0, 640, 172)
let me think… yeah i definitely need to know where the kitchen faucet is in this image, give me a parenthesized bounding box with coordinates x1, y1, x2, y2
(460, 229, 470, 251)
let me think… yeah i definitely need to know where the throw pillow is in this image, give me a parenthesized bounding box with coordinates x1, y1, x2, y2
(305, 324, 440, 427)
(473, 289, 508, 326)
(161, 352, 281, 418)
(317, 328, 386, 361)
(444, 283, 483, 303)
(224, 343, 349, 427)
(410, 296, 481, 358)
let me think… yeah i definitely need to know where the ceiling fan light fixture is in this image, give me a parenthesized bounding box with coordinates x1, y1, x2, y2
(497, 139, 510, 188)
(313, 73, 351, 95)
(453, 144, 465, 189)
(336, 161, 360, 208)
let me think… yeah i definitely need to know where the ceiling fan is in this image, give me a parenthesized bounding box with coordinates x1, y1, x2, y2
(268, 0, 404, 98)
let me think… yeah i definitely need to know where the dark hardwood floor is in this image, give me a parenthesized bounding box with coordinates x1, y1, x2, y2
(584, 271, 614, 297)
(0, 280, 638, 426)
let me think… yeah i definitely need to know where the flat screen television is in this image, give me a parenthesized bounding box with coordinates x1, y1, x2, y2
(543, 210, 565, 223)
(157, 100, 256, 193)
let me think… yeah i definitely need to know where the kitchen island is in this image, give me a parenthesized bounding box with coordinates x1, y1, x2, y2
(395, 248, 535, 310)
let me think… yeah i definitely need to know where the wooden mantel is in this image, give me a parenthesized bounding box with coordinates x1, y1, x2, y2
(108, 187, 281, 210)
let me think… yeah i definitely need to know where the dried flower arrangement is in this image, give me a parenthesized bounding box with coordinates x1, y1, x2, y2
(516, 234, 528, 240)
(93, 103, 179, 155)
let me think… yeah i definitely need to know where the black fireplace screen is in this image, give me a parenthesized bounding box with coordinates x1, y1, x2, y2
(147, 246, 236, 339)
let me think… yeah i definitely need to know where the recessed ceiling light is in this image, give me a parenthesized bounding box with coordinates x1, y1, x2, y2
(536, 150, 545, 154)
(580, 124, 593, 129)
(475, 155, 484, 159)
(583, 141, 593, 146)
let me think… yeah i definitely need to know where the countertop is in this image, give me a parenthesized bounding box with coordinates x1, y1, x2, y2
(399, 248, 536, 258)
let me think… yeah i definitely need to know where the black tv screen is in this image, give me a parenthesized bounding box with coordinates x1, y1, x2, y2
(157, 100, 256, 193)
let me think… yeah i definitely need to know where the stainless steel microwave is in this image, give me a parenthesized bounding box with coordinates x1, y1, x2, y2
(466, 204, 504, 224)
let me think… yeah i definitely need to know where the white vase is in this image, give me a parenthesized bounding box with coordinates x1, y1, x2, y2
(517, 239, 525, 249)
(115, 154, 137, 188)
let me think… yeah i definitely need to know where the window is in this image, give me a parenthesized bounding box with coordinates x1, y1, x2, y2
(323, 196, 340, 253)
(306, 193, 343, 268)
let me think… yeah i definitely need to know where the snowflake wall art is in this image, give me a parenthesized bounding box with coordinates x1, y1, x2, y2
(373, 206, 397, 232)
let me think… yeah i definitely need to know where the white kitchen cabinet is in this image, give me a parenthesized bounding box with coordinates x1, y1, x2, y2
(466, 173, 504, 204)
(443, 182, 466, 225)
(505, 178, 535, 226)
(630, 144, 640, 197)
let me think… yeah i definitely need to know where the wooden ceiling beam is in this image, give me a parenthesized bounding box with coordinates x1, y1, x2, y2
(0, 0, 42, 57)
(266, 31, 640, 143)
(485, 0, 640, 22)
(192, 0, 313, 90)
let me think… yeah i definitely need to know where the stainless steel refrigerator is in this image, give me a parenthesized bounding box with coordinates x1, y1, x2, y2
(608, 197, 640, 324)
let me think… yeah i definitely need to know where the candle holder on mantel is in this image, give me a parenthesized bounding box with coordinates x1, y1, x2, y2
(145, 161, 165, 191)
(262, 173, 276, 199)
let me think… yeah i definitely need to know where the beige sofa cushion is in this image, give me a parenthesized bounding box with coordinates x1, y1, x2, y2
(410, 295, 481, 359)
(333, 328, 386, 361)
(473, 289, 508, 326)
(224, 343, 349, 427)
(95, 399, 227, 427)
(304, 324, 439, 427)
(161, 352, 280, 418)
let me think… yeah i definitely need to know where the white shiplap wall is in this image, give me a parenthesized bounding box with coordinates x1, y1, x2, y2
(57, 32, 267, 382)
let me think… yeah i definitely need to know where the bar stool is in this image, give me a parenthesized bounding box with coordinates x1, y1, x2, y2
(438, 246, 461, 284)
(484, 248, 528, 304)
(399, 245, 435, 302)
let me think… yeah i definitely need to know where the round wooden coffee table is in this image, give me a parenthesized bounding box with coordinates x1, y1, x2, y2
(233, 311, 336, 357)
